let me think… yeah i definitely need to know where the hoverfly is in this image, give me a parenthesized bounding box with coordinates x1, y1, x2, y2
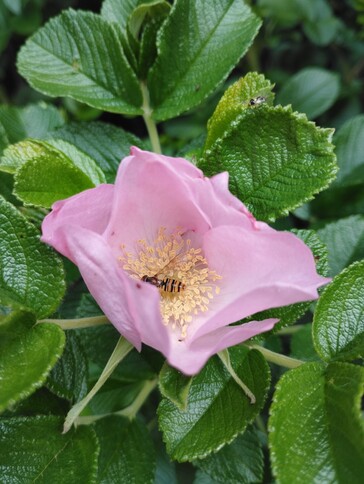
(142, 275, 186, 293)
(141, 252, 186, 294)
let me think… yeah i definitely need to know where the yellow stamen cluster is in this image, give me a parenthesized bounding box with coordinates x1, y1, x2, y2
(119, 227, 221, 339)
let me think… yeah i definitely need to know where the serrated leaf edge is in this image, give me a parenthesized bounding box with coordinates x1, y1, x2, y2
(312, 259, 364, 361)
(202, 105, 337, 222)
(17, 9, 143, 116)
(149, 2, 262, 121)
(158, 349, 271, 462)
(0, 324, 66, 413)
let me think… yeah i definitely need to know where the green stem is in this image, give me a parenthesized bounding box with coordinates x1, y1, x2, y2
(37, 315, 109, 330)
(63, 337, 134, 433)
(247, 344, 304, 369)
(140, 81, 161, 153)
(76, 379, 157, 426)
(218, 349, 256, 404)
(276, 325, 304, 336)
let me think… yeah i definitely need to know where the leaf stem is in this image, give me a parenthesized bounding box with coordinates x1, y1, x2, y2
(247, 344, 304, 369)
(76, 378, 158, 426)
(276, 325, 305, 336)
(37, 315, 109, 330)
(218, 349, 256, 404)
(63, 336, 133, 433)
(140, 81, 161, 153)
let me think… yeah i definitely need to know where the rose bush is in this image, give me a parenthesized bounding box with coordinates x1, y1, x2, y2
(41, 147, 329, 375)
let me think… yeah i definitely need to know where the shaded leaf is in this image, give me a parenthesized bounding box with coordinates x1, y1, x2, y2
(195, 426, 263, 484)
(318, 215, 364, 277)
(158, 346, 270, 462)
(269, 362, 364, 484)
(0, 416, 99, 483)
(276, 68, 340, 119)
(199, 105, 337, 221)
(17, 10, 143, 114)
(313, 261, 364, 361)
(148, 0, 261, 121)
(96, 416, 155, 484)
(0, 311, 65, 413)
(0, 197, 65, 317)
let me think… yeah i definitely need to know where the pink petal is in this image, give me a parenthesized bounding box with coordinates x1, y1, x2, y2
(53, 225, 167, 351)
(41, 184, 114, 261)
(208, 172, 257, 225)
(166, 318, 278, 375)
(191, 225, 330, 340)
(103, 149, 211, 253)
(103, 149, 258, 254)
(130, 146, 203, 178)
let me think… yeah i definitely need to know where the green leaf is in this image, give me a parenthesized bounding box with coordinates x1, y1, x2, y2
(88, 380, 144, 415)
(158, 346, 270, 462)
(313, 261, 364, 361)
(0, 3, 11, 54)
(0, 120, 8, 154)
(318, 215, 364, 277)
(6, 388, 69, 418)
(154, 435, 178, 484)
(276, 67, 340, 119)
(17, 10, 143, 115)
(269, 362, 364, 484)
(0, 311, 65, 412)
(13, 140, 96, 207)
(0, 103, 65, 154)
(101, 0, 141, 32)
(46, 331, 88, 403)
(290, 324, 319, 362)
(4, 0, 22, 15)
(332, 115, 364, 187)
(302, 1, 341, 46)
(0, 416, 99, 483)
(311, 184, 364, 220)
(195, 426, 263, 484)
(128, 1, 170, 41)
(199, 105, 337, 221)
(0, 171, 18, 205)
(205, 72, 275, 151)
(100, 0, 141, 72)
(0, 197, 65, 317)
(148, 0, 262, 121)
(257, 0, 303, 27)
(131, 1, 171, 79)
(95, 416, 155, 484)
(159, 362, 193, 411)
(45, 139, 106, 185)
(49, 121, 144, 182)
(1, 138, 105, 187)
(293, 228, 329, 277)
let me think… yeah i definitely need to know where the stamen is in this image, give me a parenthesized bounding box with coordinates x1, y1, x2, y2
(118, 227, 221, 339)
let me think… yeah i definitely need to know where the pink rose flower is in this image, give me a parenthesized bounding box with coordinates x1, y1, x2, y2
(41, 147, 329, 375)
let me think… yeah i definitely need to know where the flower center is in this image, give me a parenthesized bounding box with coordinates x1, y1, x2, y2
(119, 227, 221, 339)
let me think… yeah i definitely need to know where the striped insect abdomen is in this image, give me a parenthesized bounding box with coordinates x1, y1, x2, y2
(160, 278, 185, 293)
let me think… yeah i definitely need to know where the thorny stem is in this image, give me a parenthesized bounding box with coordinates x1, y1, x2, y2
(37, 315, 109, 330)
(63, 337, 134, 433)
(76, 379, 158, 426)
(141, 81, 161, 154)
(218, 349, 256, 404)
(247, 344, 304, 369)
